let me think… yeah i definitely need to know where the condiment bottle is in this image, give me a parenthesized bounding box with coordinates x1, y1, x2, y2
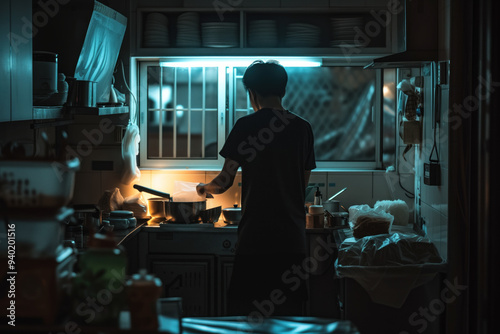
(126, 269, 163, 331)
(74, 232, 127, 326)
(314, 187, 322, 205)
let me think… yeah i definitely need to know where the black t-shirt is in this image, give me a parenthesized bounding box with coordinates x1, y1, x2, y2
(220, 108, 316, 255)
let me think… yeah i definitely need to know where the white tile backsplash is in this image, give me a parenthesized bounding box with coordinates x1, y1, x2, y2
(327, 172, 372, 209)
(151, 171, 206, 197)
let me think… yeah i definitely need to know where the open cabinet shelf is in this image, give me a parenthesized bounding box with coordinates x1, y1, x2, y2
(132, 5, 400, 59)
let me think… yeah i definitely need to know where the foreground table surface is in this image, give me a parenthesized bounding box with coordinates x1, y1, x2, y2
(180, 316, 360, 334)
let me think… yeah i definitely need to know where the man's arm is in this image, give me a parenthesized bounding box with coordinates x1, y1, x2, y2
(305, 170, 311, 189)
(197, 158, 240, 195)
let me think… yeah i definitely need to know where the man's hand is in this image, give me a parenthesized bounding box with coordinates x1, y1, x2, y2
(196, 183, 207, 196)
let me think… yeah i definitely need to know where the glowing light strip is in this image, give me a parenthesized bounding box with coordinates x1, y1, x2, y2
(160, 57, 322, 68)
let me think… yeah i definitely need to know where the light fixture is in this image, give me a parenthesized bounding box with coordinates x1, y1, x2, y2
(160, 57, 322, 68)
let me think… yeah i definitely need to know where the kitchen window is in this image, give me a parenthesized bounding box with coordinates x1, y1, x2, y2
(137, 58, 396, 170)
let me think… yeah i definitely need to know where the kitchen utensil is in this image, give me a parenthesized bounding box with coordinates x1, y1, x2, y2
(323, 200, 340, 213)
(148, 197, 206, 224)
(222, 204, 242, 225)
(134, 184, 171, 199)
(0, 157, 80, 209)
(325, 211, 348, 227)
(326, 187, 347, 202)
(135, 184, 207, 223)
(66, 80, 97, 107)
(134, 184, 213, 200)
(200, 206, 222, 224)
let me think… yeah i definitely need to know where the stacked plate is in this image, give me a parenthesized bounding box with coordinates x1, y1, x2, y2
(176, 12, 201, 47)
(143, 13, 170, 48)
(330, 17, 365, 47)
(248, 20, 278, 48)
(201, 22, 238, 48)
(285, 23, 321, 48)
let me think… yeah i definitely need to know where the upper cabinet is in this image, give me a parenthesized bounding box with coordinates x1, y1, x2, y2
(130, 0, 404, 60)
(0, 0, 33, 122)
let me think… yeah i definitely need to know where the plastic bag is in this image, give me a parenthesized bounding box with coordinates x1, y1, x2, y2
(97, 187, 124, 214)
(121, 122, 141, 185)
(338, 233, 442, 267)
(171, 181, 206, 202)
(335, 233, 445, 308)
(123, 192, 148, 218)
(374, 199, 409, 226)
(348, 205, 394, 238)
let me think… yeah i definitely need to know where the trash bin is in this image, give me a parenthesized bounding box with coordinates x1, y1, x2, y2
(335, 233, 447, 334)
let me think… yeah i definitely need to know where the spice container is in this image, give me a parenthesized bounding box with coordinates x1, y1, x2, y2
(126, 269, 163, 331)
(306, 205, 325, 228)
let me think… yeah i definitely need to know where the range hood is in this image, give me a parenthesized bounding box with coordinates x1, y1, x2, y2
(365, 0, 438, 69)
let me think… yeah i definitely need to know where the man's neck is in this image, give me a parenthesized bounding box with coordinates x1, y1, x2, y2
(255, 96, 284, 111)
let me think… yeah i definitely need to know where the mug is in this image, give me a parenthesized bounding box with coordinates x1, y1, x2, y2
(67, 80, 97, 107)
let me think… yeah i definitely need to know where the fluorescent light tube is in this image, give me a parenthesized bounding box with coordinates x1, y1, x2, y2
(160, 57, 322, 68)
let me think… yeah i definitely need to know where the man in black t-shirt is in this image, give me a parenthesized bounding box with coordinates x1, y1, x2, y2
(196, 60, 316, 318)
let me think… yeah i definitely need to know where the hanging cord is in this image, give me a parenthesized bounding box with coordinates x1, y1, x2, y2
(120, 59, 139, 125)
(428, 125, 440, 163)
(398, 162, 415, 199)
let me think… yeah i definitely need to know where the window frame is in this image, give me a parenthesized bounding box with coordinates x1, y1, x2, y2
(138, 60, 227, 169)
(134, 58, 385, 171)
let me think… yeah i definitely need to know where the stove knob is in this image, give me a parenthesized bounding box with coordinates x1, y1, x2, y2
(222, 240, 231, 249)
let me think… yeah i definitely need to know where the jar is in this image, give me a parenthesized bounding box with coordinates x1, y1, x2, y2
(126, 269, 163, 331)
(33, 51, 58, 96)
(73, 233, 127, 326)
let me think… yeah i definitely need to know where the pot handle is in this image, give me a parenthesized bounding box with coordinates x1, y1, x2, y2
(133, 184, 171, 200)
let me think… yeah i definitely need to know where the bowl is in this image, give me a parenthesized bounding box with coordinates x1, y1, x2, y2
(222, 205, 242, 225)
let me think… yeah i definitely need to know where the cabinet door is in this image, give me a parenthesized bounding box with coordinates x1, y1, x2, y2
(0, 1, 11, 122)
(10, 0, 32, 121)
(149, 255, 215, 317)
(217, 256, 234, 316)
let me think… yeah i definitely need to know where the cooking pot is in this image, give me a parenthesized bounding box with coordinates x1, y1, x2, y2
(134, 184, 206, 224)
(222, 205, 242, 225)
(323, 200, 340, 213)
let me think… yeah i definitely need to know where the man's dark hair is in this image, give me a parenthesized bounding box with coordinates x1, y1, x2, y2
(242, 60, 288, 98)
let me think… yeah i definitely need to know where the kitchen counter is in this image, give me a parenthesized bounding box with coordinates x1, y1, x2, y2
(113, 220, 343, 246)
